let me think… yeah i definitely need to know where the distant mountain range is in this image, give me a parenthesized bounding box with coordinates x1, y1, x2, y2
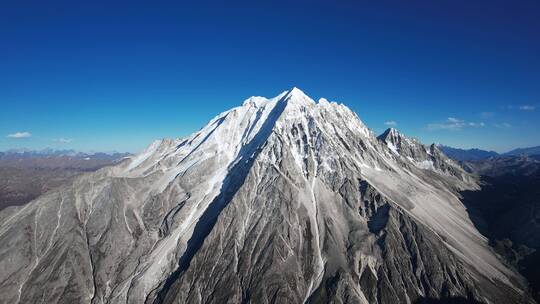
(505, 146, 540, 157)
(0, 148, 130, 161)
(438, 145, 540, 161)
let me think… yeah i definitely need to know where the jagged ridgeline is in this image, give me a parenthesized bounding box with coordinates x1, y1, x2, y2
(0, 88, 533, 303)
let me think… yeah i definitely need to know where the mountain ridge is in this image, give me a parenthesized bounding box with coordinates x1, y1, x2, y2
(437, 145, 540, 162)
(505, 146, 540, 157)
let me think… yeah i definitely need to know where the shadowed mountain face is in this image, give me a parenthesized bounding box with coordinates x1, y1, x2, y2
(459, 157, 540, 302)
(0, 151, 129, 210)
(0, 88, 533, 304)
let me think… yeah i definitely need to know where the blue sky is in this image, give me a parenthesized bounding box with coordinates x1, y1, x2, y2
(1, 0, 539, 153)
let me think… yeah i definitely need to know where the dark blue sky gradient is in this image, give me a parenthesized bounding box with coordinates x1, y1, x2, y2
(1, 0, 539, 152)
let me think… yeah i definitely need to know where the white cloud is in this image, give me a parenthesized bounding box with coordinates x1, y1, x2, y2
(427, 118, 485, 131)
(468, 122, 485, 127)
(519, 105, 535, 111)
(7, 131, 32, 138)
(494, 122, 512, 128)
(384, 120, 397, 126)
(506, 105, 536, 111)
(480, 112, 494, 119)
(54, 138, 72, 143)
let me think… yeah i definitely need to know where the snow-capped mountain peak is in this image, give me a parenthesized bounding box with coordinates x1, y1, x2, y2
(241, 87, 313, 108)
(0, 88, 527, 304)
(283, 86, 315, 106)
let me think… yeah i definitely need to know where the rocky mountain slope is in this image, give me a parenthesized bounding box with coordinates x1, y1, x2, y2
(0, 88, 532, 303)
(377, 128, 474, 184)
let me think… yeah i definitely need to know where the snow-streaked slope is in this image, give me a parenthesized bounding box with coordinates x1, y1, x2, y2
(269, 90, 511, 284)
(109, 89, 292, 301)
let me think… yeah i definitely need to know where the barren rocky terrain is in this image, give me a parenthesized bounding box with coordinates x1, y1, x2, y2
(0, 152, 129, 210)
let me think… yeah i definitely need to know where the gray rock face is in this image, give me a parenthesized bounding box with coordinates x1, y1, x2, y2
(0, 88, 532, 303)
